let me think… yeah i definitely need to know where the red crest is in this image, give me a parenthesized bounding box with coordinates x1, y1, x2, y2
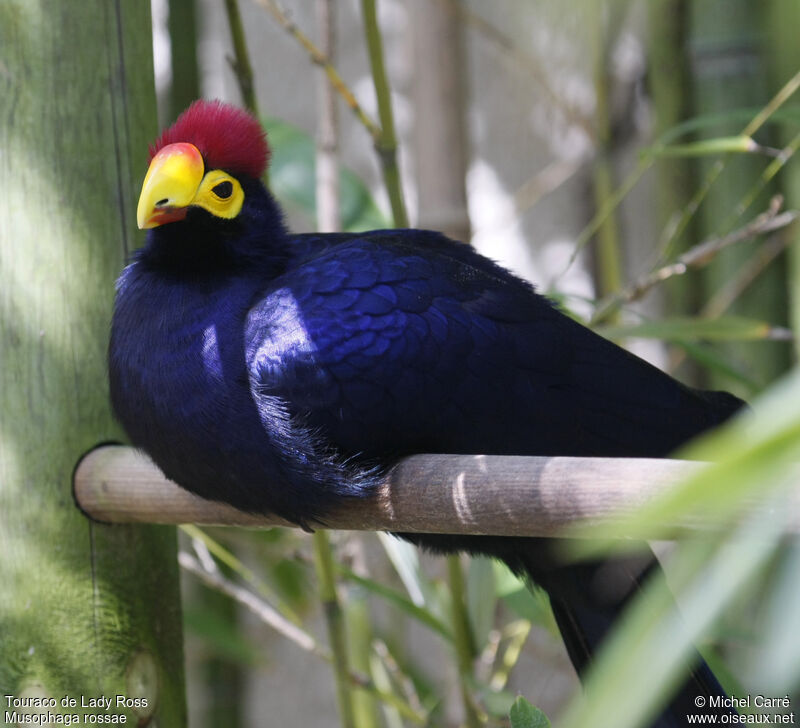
(149, 100, 269, 180)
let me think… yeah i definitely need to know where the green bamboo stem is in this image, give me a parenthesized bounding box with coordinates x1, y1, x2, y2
(254, 0, 406, 225)
(592, 158, 624, 300)
(345, 586, 381, 728)
(589, 2, 624, 307)
(181, 550, 426, 722)
(313, 530, 358, 728)
(369, 650, 404, 728)
(766, 1, 800, 358)
(314, 0, 377, 718)
(446, 555, 481, 728)
(167, 0, 200, 121)
(647, 0, 701, 368)
(691, 0, 790, 389)
(223, 0, 260, 117)
(360, 0, 409, 227)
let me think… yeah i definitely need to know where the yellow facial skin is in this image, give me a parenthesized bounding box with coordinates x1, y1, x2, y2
(193, 169, 244, 222)
(137, 142, 244, 230)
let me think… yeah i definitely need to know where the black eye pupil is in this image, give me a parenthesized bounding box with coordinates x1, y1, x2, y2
(212, 181, 233, 199)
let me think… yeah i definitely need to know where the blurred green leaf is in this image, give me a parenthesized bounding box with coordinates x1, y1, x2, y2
(597, 315, 787, 343)
(750, 542, 800, 692)
(264, 117, 389, 231)
(270, 557, 311, 613)
(481, 686, 517, 718)
(509, 696, 551, 728)
(561, 370, 800, 727)
(561, 515, 784, 728)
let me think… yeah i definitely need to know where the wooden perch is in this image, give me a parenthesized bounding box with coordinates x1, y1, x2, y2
(72, 444, 775, 537)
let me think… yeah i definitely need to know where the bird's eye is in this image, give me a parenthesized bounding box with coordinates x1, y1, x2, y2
(211, 181, 233, 199)
(195, 172, 243, 219)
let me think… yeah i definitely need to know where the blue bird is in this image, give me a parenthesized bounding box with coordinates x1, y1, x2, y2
(110, 100, 741, 726)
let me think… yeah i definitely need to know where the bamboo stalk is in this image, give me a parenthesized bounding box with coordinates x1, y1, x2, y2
(589, 2, 625, 308)
(313, 531, 358, 728)
(691, 0, 790, 389)
(360, 0, 408, 227)
(646, 0, 704, 385)
(223, 0, 259, 116)
(167, 0, 200, 121)
(311, 5, 373, 724)
(73, 446, 800, 535)
(765, 1, 800, 357)
(446, 555, 482, 728)
(253, 0, 407, 226)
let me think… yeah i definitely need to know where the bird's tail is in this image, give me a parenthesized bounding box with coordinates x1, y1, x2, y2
(527, 547, 733, 728)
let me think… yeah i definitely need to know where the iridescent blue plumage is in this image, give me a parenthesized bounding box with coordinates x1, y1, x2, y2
(110, 101, 742, 727)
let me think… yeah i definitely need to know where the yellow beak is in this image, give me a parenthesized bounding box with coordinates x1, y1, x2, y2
(136, 142, 205, 229)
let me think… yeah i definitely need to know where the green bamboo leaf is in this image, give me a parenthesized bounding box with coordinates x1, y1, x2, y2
(674, 340, 760, 391)
(597, 315, 784, 343)
(643, 369, 800, 527)
(655, 107, 800, 147)
(337, 564, 452, 640)
(377, 532, 442, 612)
(509, 697, 551, 728)
(644, 135, 762, 159)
